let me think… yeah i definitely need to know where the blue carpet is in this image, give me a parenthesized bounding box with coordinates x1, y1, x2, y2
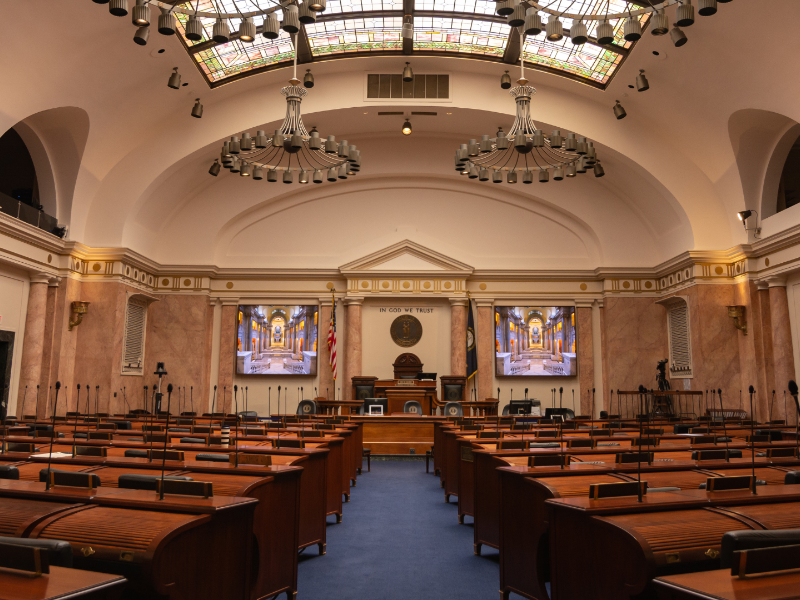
(297, 461, 526, 599)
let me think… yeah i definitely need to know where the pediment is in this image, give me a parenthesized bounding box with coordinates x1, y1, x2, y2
(339, 240, 473, 277)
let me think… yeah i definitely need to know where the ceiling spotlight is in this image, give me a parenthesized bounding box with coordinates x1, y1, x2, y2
(613, 100, 627, 120)
(402, 119, 412, 136)
(191, 98, 203, 118)
(209, 160, 221, 176)
(670, 25, 688, 47)
(698, 0, 717, 15)
(500, 70, 511, 90)
(623, 16, 642, 41)
(636, 69, 649, 92)
(650, 9, 669, 35)
(109, 0, 128, 17)
(676, 0, 695, 26)
(524, 9, 543, 36)
(299, 3, 317, 24)
(570, 20, 588, 45)
(281, 5, 300, 34)
(167, 67, 181, 89)
(299, 169, 309, 184)
(132, 0, 150, 26)
(593, 162, 605, 177)
(185, 16, 203, 41)
(596, 19, 614, 45)
(402, 62, 414, 82)
(507, 3, 526, 27)
(213, 18, 230, 43)
(539, 168, 549, 183)
(133, 26, 149, 45)
(545, 17, 563, 41)
(496, 0, 515, 17)
(402, 16, 414, 39)
(737, 209, 760, 237)
(304, 69, 314, 88)
(93, 0, 111, 3)
(263, 14, 280, 39)
(737, 210, 752, 222)
(157, 8, 176, 35)
(239, 16, 256, 42)
(309, 0, 326, 11)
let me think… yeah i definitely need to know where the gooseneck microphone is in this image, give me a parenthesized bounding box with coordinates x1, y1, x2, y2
(233, 385, 240, 467)
(46, 382, 61, 490)
(159, 384, 174, 499)
(34, 385, 41, 420)
(748, 385, 757, 494)
(718, 388, 730, 462)
(788, 381, 800, 462)
(71, 384, 81, 456)
(211, 385, 217, 414)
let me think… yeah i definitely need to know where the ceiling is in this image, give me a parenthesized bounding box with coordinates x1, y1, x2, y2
(3, 0, 800, 273)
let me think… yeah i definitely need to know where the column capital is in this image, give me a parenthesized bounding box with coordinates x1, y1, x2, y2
(474, 298, 495, 308)
(47, 276, 62, 288)
(30, 273, 51, 285)
(318, 297, 334, 306)
(344, 296, 364, 306)
(765, 276, 788, 288)
(574, 301, 594, 308)
(449, 297, 468, 307)
(220, 298, 241, 306)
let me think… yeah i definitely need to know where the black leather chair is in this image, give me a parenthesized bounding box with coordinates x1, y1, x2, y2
(124, 449, 148, 458)
(786, 471, 800, 484)
(501, 405, 510, 416)
(296, 399, 317, 415)
(0, 465, 19, 480)
(0, 537, 73, 568)
(118, 474, 195, 491)
(403, 400, 423, 415)
(195, 453, 230, 462)
(398, 374, 416, 380)
(354, 385, 375, 401)
(720, 529, 800, 568)
(238, 410, 258, 418)
(443, 402, 463, 417)
(442, 384, 464, 403)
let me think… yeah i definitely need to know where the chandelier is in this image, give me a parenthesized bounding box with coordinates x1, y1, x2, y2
(454, 60, 603, 184)
(209, 51, 362, 183)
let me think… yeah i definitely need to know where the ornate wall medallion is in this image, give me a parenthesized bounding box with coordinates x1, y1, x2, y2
(390, 315, 423, 348)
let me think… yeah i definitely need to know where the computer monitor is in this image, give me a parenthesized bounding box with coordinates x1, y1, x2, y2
(418, 372, 437, 380)
(545, 407, 575, 420)
(363, 398, 388, 416)
(509, 399, 534, 415)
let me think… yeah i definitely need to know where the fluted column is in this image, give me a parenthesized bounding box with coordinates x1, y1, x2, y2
(767, 277, 796, 423)
(450, 298, 468, 376)
(342, 297, 363, 400)
(15, 273, 51, 415)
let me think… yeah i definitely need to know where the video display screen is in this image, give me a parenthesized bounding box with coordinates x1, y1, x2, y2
(236, 305, 318, 375)
(494, 306, 577, 376)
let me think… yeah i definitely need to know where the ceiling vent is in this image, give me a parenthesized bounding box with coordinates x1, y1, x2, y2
(367, 74, 449, 99)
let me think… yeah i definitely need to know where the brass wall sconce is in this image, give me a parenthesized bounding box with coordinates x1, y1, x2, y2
(69, 301, 90, 331)
(727, 305, 747, 335)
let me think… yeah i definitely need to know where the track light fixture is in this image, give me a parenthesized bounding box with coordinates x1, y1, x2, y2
(167, 67, 181, 89)
(209, 160, 221, 176)
(298, 3, 317, 24)
(670, 24, 688, 46)
(263, 13, 280, 39)
(133, 26, 149, 45)
(596, 19, 614, 45)
(303, 69, 314, 89)
(593, 162, 605, 178)
(676, 0, 695, 26)
(402, 120, 412, 136)
(698, 0, 717, 16)
(737, 210, 752, 222)
(191, 98, 203, 118)
(500, 71, 511, 90)
(186, 16, 203, 41)
(401, 16, 413, 39)
(109, 0, 128, 17)
(281, 5, 300, 34)
(623, 16, 642, 41)
(651, 9, 669, 35)
(613, 100, 627, 120)
(569, 20, 588, 45)
(402, 62, 414, 82)
(737, 210, 761, 237)
(239, 16, 256, 42)
(132, 0, 150, 26)
(524, 9, 543, 36)
(309, 0, 326, 11)
(545, 17, 563, 41)
(636, 70, 649, 92)
(212, 18, 230, 43)
(157, 8, 176, 35)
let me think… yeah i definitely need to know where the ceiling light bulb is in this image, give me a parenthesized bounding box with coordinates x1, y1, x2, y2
(670, 25, 688, 47)
(613, 100, 627, 120)
(553, 166, 564, 181)
(299, 169, 309, 184)
(239, 16, 256, 42)
(402, 120, 412, 135)
(545, 17, 563, 42)
(263, 14, 280, 39)
(267, 169, 278, 182)
(566, 163, 576, 177)
(327, 168, 338, 182)
(132, 0, 150, 26)
(570, 20, 588, 45)
(402, 62, 414, 82)
(167, 67, 181, 89)
(281, 5, 300, 34)
(185, 16, 203, 41)
(698, 0, 717, 15)
(253, 166, 264, 180)
(595, 19, 614, 45)
(496, 0, 515, 16)
(538, 168, 550, 183)
(651, 9, 669, 35)
(309, 0, 326, 11)
(213, 18, 231, 43)
(636, 70, 649, 92)
(507, 4, 526, 27)
(283, 169, 293, 183)
(133, 25, 150, 45)
(676, 0, 695, 27)
(524, 9, 543, 36)
(157, 9, 176, 35)
(240, 162, 252, 177)
(623, 17, 642, 42)
(299, 3, 317, 24)
(191, 98, 203, 118)
(507, 170, 518, 184)
(304, 69, 315, 88)
(109, 0, 128, 17)
(209, 160, 221, 176)
(313, 169, 323, 183)
(738, 210, 752, 222)
(522, 170, 533, 184)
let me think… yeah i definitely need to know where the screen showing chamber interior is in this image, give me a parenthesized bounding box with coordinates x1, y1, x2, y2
(494, 306, 577, 377)
(236, 305, 318, 375)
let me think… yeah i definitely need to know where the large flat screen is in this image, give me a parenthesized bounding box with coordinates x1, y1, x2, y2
(494, 306, 577, 377)
(236, 305, 318, 375)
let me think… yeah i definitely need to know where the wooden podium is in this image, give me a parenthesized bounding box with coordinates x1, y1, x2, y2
(375, 380, 437, 414)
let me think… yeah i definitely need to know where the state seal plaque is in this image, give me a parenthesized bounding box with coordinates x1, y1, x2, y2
(390, 315, 423, 348)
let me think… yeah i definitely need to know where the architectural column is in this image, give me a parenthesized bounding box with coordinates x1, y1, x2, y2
(318, 300, 333, 399)
(767, 277, 796, 423)
(476, 299, 495, 402)
(15, 273, 51, 414)
(32, 277, 60, 418)
(342, 297, 363, 400)
(449, 298, 468, 376)
(576, 305, 594, 417)
(217, 302, 238, 414)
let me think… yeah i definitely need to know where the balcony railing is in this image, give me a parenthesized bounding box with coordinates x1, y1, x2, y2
(0, 191, 64, 238)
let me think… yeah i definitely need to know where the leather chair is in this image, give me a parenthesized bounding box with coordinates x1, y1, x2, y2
(124, 449, 148, 458)
(398, 374, 416, 380)
(296, 399, 317, 415)
(403, 400, 423, 415)
(443, 402, 463, 417)
(501, 405, 510, 416)
(0, 465, 19, 480)
(786, 471, 800, 484)
(442, 384, 464, 403)
(238, 410, 258, 418)
(195, 453, 230, 462)
(720, 529, 800, 568)
(0, 537, 73, 568)
(118, 474, 195, 491)
(354, 385, 375, 401)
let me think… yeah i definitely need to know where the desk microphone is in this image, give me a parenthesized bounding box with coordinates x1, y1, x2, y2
(278, 386, 282, 421)
(190, 386, 194, 416)
(770, 390, 776, 424)
(718, 388, 730, 461)
(559, 387, 563, 412)
(71, 384, 81, 455)
(233, 385, 240, 467)
(497, 387, 500, 403)
(591, 388, 595, 422)
(46, 382, 61, 490)
(524, 388, 528, 401)
(34, 385, 41, 420)
(19, 386, 27, 421)
(95, 386, 100, 429)
(571, 389, 575, 413)
(748, 385, 757, 494)
(158, 384, 174, 499)
(211, 385, 217, 414)
(788, 381, 799, 461)
(143, 386, 148, 412)
(268, 387, 272, 421)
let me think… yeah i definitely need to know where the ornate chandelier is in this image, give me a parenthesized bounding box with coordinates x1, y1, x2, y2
(454, 61, 603, 184)
(209, 51, 362, 184)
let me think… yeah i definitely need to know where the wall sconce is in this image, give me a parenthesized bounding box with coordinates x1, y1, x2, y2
(69, 301, 90, 331)
(727, 305, 747, 335)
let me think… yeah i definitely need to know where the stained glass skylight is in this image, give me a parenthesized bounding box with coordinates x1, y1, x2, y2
(175, 0, 644, 87)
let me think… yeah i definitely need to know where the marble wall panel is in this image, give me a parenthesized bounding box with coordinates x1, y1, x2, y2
(577, 307, 595, 416)
(477, 305, 494, 403)
(217, 305, 237, 413)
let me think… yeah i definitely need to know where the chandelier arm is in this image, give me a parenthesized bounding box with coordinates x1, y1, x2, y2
(539, 144, 578, 165)
(526, 0, 678, 21)
(144, 0, 291, 20)
(496, 149, 516, 171)
(304, 146, 344, 168)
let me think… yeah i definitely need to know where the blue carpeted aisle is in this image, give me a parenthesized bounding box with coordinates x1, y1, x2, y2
(297, 460, 514, 599)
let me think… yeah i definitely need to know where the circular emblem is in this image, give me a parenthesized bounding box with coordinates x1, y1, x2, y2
(390, 315, 423, 348)
(447, 406, 459, 416)
(302, 404, 311, 413)
(467, 327, 475, 351)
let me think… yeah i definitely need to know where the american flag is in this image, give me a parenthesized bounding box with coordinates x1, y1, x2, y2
(328, 298, 337, 381)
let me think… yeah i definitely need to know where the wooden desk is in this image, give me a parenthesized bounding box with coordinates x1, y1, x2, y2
(349, 416, 445, 455)
(315, 400, 363, 415)
(373, 380, 438, 415)
(0, 565, 126, 600)
(654, 569, 800, 600)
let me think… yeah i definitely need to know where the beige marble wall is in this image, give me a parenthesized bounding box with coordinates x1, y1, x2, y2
(49, 277, 82, 415)
(476, 303, 494, 402)
(576, 307, 594, 416)
(217, 304, 237, 413)
(769, 281, 796, 423)
(450, 300, 467, 377)
(16, 276, 49, 413)
(734, 280, 771, 420)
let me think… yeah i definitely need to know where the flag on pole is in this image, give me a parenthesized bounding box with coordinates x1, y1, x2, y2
(328, 294, 338, 381)
(466, 298, 477, 381)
